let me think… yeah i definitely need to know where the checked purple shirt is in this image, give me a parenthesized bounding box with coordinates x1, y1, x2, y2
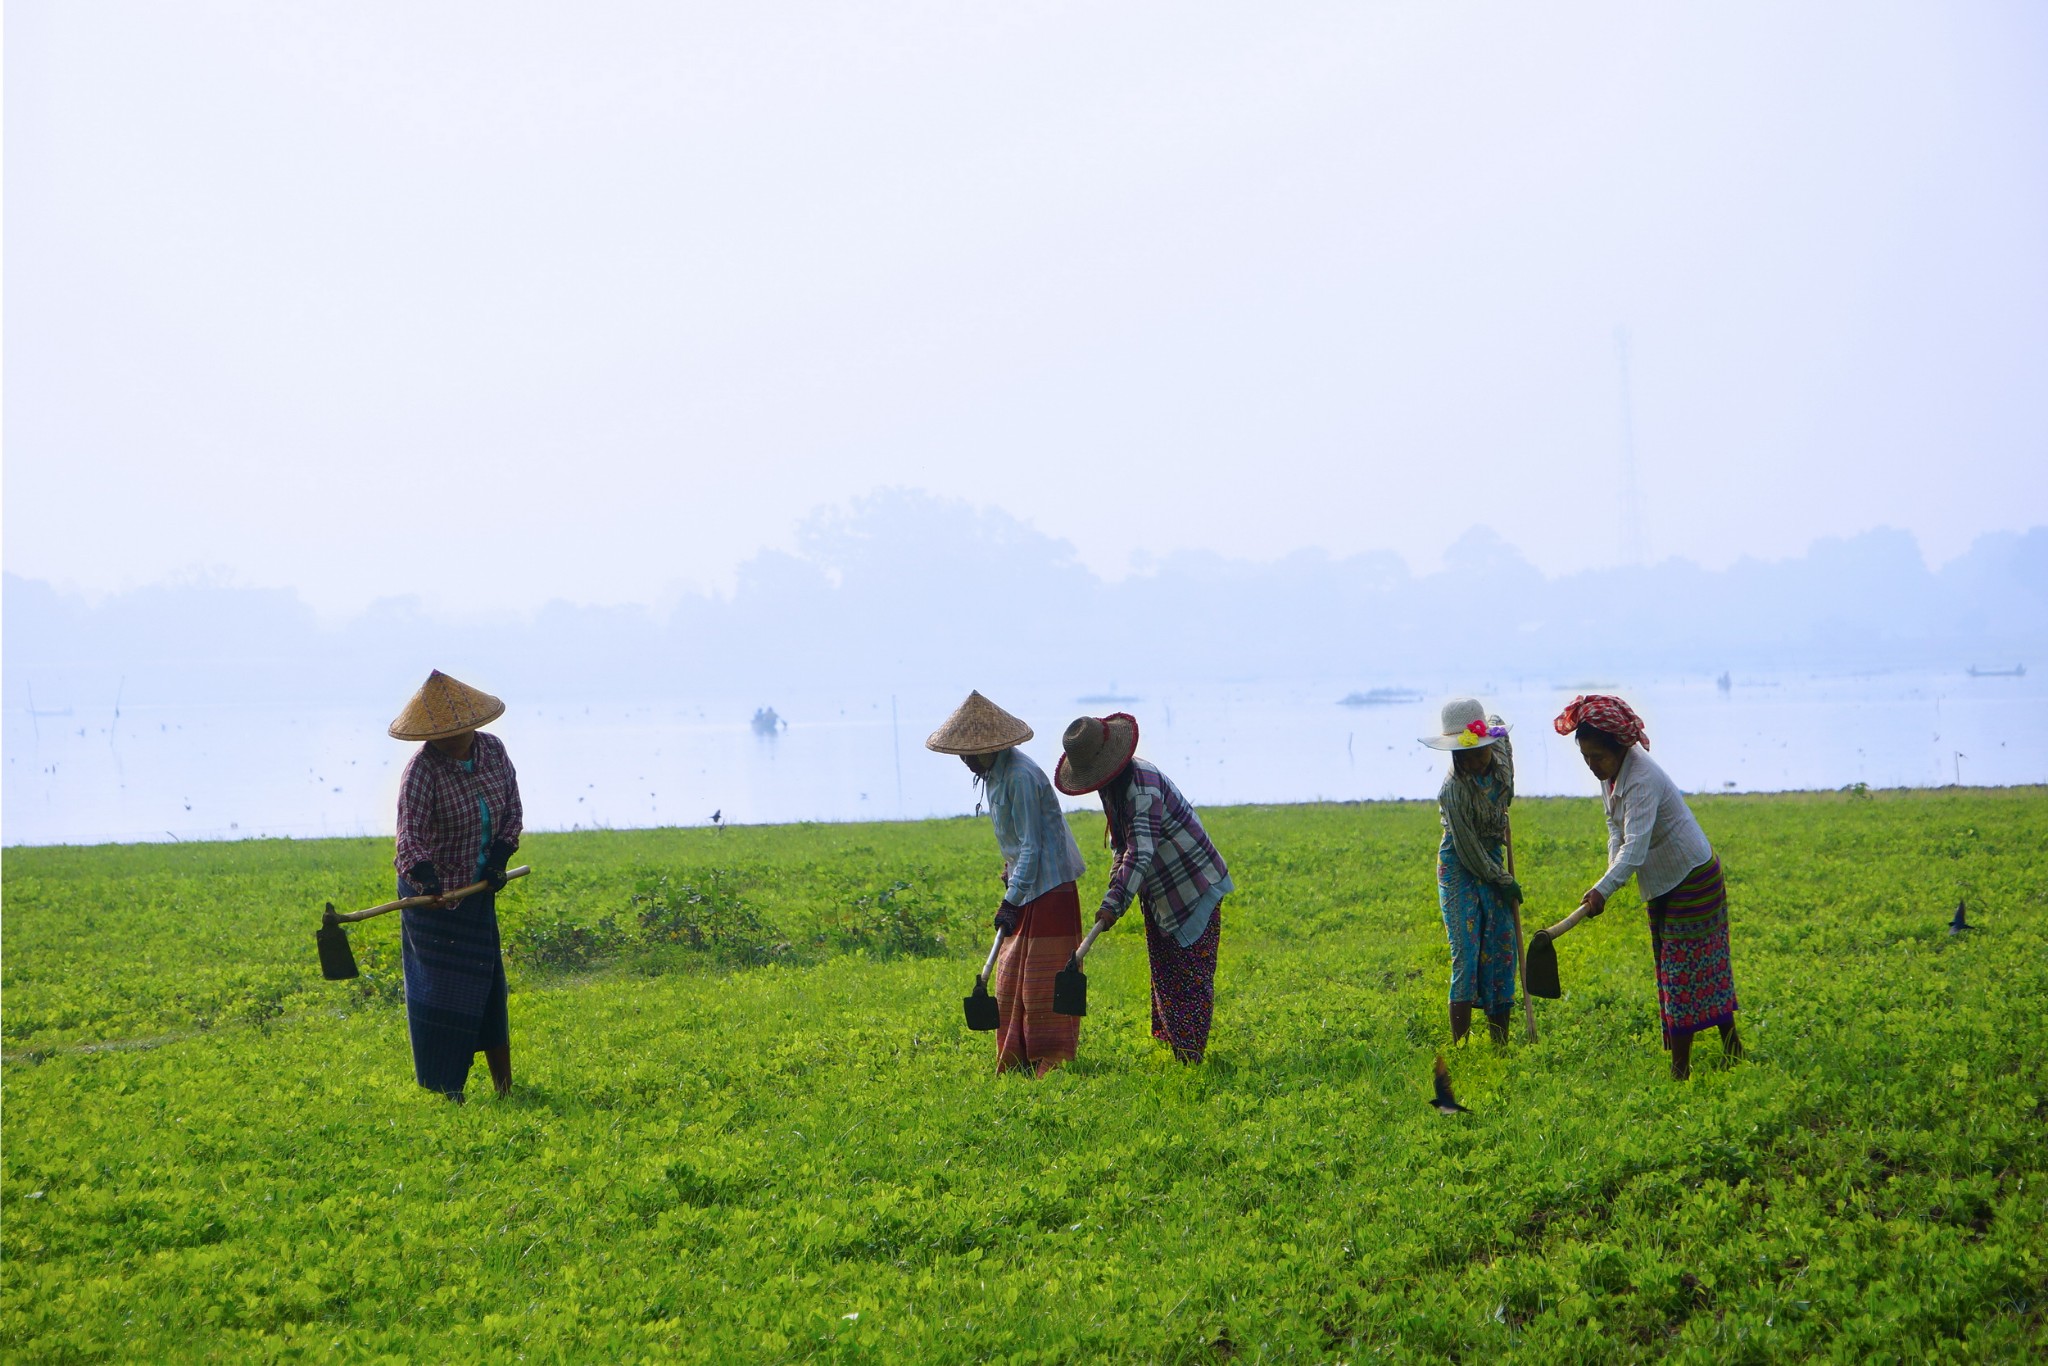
(1097, 759, 1231, 941)
(394, 731, 524, 890)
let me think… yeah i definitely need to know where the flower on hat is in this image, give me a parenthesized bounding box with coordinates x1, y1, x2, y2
(1456, 731, 1480, 748)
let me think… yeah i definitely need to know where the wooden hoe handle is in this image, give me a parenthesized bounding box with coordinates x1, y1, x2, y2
(1540, 903, 1593, 941)
(330, 865, 530, 923)
(1507, 822, 1537, 1043)
(978, 927, 1007, 984)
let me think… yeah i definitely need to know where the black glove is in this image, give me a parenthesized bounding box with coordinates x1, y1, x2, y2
(993, 901, 1021, 933)
(406, 861, 444, 899)
(483, 838, 517, 892)
(1501, 877, 1525, 905)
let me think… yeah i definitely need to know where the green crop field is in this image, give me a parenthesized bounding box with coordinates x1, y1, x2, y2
(4, 788, 2046, 1362)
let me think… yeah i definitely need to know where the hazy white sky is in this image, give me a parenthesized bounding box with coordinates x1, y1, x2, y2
(8, 2, 2046, 615)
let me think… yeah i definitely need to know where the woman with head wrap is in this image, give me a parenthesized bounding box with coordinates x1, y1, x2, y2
(389, 671, 523, 1101)
(1554, 695, 1742, 1080)
(926, 691, 1088, 1077)
(1056, 713, 1233, 1064)
(1420, 698, 1522, 1044)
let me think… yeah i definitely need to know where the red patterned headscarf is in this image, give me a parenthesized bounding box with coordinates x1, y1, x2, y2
(1553, 694, 1648, 749)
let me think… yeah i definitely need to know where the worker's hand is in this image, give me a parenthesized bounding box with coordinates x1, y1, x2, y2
(1094, 907, 1119, 932)
(483, 839, 517, 892)
(1580, 887, 1607, 918)
(406, 861, 444, 902)
(993, 901, 1021, 933)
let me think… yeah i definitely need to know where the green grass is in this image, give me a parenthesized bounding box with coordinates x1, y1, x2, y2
(4, 789, 2046, 1362)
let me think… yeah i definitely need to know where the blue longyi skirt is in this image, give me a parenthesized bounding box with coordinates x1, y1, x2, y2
(397, 876, 510, 1096)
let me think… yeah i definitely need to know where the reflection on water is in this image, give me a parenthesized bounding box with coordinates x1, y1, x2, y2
(3, 670, 2041, 846)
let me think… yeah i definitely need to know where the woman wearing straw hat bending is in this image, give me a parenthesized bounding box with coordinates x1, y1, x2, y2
(1056, 713, 1233, 1064)
(1421, 698, 1524, 1045)
(927, 691, 1088, 1077)
(1555, 694, 1742, 1080)
(390, 671, 524, 1101)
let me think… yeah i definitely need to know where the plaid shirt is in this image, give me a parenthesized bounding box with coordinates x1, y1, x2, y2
(1098, 759, 1230, 939)
(394, 731, 524, 890)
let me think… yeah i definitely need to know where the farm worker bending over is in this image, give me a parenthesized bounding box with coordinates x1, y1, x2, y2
(927, 692, 1087, 1076)
(389, 670, 524, 1101)
(1555, 695, 1743, 1081)
(1420, 698, 1523, 1045)
(1056, 713, 1233, 1064)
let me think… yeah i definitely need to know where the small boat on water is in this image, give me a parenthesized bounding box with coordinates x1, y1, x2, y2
(751, 706, 787, 735)
(1966, 664, 2026, 678)
(1337, 688, 1424, 707)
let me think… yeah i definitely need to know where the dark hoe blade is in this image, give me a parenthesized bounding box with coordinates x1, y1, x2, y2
(1523, 929, 1561, 1000)
(317, 923, 360, 981)
(963, 979, 1000, 1031)
(1052, 960, 1088, 1017)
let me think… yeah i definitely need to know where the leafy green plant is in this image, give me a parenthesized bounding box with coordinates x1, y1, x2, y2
(506, 908, 631, 971)
(630, 869, 784, 964)
(822, 875, 949, 957)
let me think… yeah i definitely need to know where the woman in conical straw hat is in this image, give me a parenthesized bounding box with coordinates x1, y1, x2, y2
(389, 670, 524, 1101)
(1420, 698, 1523, 1045)
(1056, 713, 1232, 1064)
(1554, 694, 1742, 1081)
(927, 691, 1087, 1077)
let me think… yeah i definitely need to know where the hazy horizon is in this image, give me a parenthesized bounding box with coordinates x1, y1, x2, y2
(8, 489, 2043, 710)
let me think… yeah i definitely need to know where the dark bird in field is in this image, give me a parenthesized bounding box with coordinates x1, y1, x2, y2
(1950, 899, 1972, 934)
(1429, 1054, 1470, 1115)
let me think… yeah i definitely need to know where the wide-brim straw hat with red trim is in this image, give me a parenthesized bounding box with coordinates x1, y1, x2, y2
(924, 690, 1033, 756)
(1055, 712, 1140, 795)
(389, 670, 506, 742)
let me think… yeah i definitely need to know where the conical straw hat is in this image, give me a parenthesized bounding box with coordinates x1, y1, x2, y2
(389, 670, 505, 742)
(925, 691, 1033, 755)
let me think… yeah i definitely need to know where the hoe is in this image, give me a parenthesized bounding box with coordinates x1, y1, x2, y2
(1052, 922, 1104, 1017)
(316, 866, 530, 980)
(962, 927, 1007, 1030)
(1522, 901, 1593, 1002)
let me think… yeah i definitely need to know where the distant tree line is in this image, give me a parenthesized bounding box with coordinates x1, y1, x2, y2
(5, 490, 2043, 707)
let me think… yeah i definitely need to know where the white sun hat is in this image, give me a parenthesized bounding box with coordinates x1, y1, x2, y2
(1419, 697, 1509, 751)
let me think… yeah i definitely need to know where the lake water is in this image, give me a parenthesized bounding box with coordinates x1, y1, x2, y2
(3, 668, 2041, 847)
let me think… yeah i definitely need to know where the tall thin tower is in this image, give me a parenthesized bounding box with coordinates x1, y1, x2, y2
(1614, 327, 1647, 567)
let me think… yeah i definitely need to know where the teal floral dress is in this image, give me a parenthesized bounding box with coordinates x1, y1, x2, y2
(1436, 739, 1520, 1013)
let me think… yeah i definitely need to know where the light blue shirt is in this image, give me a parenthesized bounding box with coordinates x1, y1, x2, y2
(987, 748, 1086, 906)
